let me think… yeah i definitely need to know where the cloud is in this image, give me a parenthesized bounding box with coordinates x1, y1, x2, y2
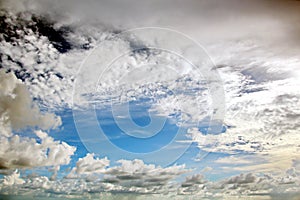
(65, 155, 188, 194)
(0, 1, 300, 198)
(0, 70, 76, 171)
(2, 170, 25, 186)
(212, 173, 273, 196)
(103, 159, 187, 189)
(0, 155, 189, 196)
(0, 130, 76, 170)
(178, 174, 209, 196)
(67, 153, 109, 177)
(1, 0, 299, 111)
(0, 163, 299, 198)
(215, 156, 254, 165)
(0, 70, 61, 134)
(223, 173, 256, 185)
(181, 174, 207, 187)
(3, 0, 300, 44)
(177, 171, 300, 198)
(0, 9, 84, 109)
(188, 58, 300, 172)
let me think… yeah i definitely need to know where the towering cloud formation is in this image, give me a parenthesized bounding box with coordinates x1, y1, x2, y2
(0, 70, 75, 171)
(0, 70, 61, 134)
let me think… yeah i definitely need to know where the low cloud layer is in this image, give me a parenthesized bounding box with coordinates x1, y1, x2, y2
(65, 154, 188, 193)
(1, 162, 299, 198)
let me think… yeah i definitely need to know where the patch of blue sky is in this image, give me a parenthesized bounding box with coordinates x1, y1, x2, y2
(96, 101, 180, 153)
(31, 97, 236, 180)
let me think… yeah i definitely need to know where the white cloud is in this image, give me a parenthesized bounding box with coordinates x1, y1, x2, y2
(0, 70, 76, 171)
(0, 155, 189, 196)
(223, 173, 256, 185)
(181, 174, 207, 188)
(178, 174, 209, 196)
(177, 171, 300, 198)
(188, 59, 300, 172)
(103, 159, 187, 188)
(215, 156, 253, 165)
(64, 155, 189, 194)
(0, 130, 76, 170)
(0, 70, 61, 133)
(2, 170, 25, 186)
(0, 1, 300, 198)
(67, 153, 109, 177)
(0, 162, 299, 198)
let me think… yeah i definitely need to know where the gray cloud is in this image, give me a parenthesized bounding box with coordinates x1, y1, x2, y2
(0, 70, 61, 133)
(0, 71, 76, 171)
(2, 0, 300, 44)
(68, 155, 188, 192)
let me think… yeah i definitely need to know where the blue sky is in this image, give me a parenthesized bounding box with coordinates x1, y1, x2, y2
(47, 99, 244, 182)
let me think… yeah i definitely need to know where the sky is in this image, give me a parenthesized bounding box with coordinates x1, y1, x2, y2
(0, 0, 300, 199)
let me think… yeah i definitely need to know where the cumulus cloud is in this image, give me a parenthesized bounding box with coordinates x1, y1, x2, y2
(223, 173, 256, 185)
(0, 70, 76, 171)
(0, 130, 76, 170)
(0, 9, 87, 108)
(0, 155, 189, 196)
(0, 70, 61, 133)
(177, 171, 300, 198)
(0, 162, 299, 198)
(67, 153, 109, 177)
(103, 159, 187, 189)
(181, 174, 207, 187)
(2, 170, 25, 186)
(67, 155, 188, 193)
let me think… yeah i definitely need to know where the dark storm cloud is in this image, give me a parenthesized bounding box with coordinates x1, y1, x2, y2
(1, 0, 299, 50)
(1, 1, 298, 29)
